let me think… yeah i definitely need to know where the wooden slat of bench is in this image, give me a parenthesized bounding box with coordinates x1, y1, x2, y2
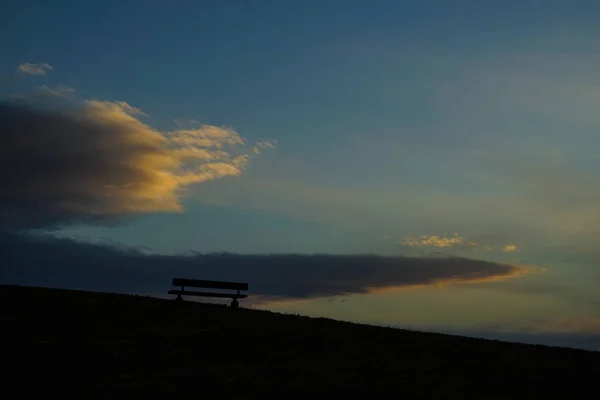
(172, 278, 248, 291)
(168, 290, 248, 299)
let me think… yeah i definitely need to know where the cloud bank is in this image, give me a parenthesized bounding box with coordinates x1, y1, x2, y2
(0, 100, 266, 229)
(0, 231, 531, 305)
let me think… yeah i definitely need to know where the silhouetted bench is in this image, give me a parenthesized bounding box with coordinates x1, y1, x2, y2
(168, 278, 248, 308)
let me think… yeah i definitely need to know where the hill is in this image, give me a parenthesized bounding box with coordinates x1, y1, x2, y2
(2, 285, 599, 398)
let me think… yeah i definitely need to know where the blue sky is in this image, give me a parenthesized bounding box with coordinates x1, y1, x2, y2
(2, 0, 600, 349)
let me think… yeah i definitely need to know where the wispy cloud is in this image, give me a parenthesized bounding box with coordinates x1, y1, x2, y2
(253, 139, 277, 154)
(11, 85, 76, 100)
(173, 118, 201, 129)
(398, 233, 517, 253)
(399, 233, 477, 248)
(17, 62, 53, 75)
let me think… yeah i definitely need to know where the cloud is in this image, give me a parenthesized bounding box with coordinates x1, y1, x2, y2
(0, 231, 531, 305)
(398, 233, 518, 254)
(173, 118, 201, 129)
(253, 140, 277, 154)
(0, 100, 264, 230)
(399, 233, 477, 248)
(10, 85, 76, 101)
(17, 62, 53, 75)
(39, 85, 76, 98)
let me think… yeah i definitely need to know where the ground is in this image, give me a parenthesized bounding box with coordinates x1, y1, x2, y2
(2, 285, 598, 398)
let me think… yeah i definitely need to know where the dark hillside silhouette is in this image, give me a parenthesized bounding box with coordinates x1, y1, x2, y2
(2, 285, 599, 398)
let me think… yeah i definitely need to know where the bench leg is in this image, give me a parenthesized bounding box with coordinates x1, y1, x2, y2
(176, 293, 183, 301)
(230, 298, 239, 308)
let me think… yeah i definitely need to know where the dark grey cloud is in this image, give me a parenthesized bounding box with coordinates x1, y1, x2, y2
(0, 231, 528, 304)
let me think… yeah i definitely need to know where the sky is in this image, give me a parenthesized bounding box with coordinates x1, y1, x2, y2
(2, 0, 600, 350)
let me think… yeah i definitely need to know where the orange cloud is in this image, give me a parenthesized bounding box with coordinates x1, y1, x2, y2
(502, 244, 518, 252)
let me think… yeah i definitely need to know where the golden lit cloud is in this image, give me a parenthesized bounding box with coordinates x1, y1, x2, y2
(0, 99, 271, 229)
(398, 233, 518, 253)
(399, 233, 477, 248)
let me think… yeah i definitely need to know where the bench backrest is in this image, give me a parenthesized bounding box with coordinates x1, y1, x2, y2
(172, 278, 248, 291)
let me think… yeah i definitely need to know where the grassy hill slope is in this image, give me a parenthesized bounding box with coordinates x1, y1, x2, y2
(2, 285, 598, 398)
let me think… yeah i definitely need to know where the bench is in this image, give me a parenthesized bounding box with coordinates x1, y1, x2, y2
(168, 278, 249, 308)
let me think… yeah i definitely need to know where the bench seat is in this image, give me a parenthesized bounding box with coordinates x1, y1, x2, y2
(167, 290, 248, 299)
(169, 278, 249, 307)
